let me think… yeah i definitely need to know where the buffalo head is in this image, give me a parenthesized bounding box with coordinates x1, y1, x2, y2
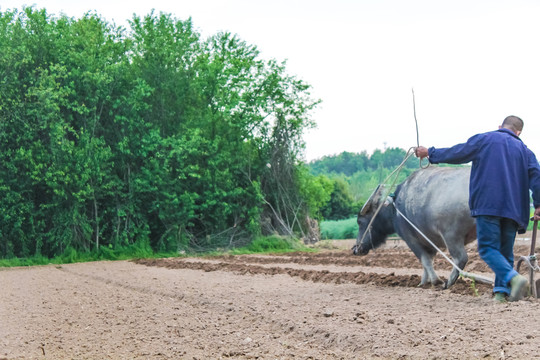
(352, 185, 396, 255)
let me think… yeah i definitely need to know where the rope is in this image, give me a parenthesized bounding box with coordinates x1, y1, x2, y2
(357, 88, 428, 250)
(355, 91, 491, 285)
(393, 202, 494, 285)
(518, 255, 540, 272)
(355, 148, 417, 249)
(409, 90, 490, 283)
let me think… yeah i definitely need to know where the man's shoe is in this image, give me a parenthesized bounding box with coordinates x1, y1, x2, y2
(493, 292, 507, 303)
(509, 275, 528, 302)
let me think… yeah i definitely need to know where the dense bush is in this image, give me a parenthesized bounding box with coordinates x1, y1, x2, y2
(321, 178, 359, 220)
(0, 7, 324, 258)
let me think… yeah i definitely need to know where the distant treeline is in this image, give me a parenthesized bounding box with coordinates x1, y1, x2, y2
(309, 148, 419, 176)
(309, 148, 421, 220)
(0, 8, 328, 259)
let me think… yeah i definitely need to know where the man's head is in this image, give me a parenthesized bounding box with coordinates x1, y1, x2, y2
(500, 115, 523, 136)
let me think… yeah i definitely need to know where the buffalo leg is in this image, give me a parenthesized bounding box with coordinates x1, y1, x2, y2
(407, 240, 443, 286)
(445, 240, 469, 288)
(419, 253, 443, 286)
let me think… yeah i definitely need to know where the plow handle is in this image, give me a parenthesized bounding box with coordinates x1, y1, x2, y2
(531, 219, 538, 256)
(528, 218, 538, 298)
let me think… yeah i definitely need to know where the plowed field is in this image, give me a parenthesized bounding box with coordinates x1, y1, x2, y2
(1, 238, 539, 359)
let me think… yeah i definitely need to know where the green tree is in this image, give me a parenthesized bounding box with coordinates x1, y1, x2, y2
(309, 148, 420, 212)
(0, 7, 321, 259)
(321, 178, 357, 220)
(309, 151, 369, 175)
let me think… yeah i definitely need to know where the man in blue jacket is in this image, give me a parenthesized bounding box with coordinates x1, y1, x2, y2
(416, 115, 540, 302)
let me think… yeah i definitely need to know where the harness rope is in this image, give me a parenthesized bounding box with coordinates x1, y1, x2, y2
(392, 203, 494, 285)
(356, 147, 417, 249)
(358, 89, 427, 250)
(356, 91, 493, 285)
(355, 146, 494, 285)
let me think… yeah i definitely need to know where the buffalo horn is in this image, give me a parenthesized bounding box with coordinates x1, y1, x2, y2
(360, 184, 381, 215)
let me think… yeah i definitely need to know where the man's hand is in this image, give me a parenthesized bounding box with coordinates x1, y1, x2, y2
(533, 207, 540, 221)
(415, 146, 429, 159)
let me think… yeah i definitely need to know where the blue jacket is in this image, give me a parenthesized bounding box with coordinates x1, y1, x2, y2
(428, 128, 540, 233)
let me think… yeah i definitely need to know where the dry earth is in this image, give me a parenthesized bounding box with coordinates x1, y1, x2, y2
(1, 237, 540, 360)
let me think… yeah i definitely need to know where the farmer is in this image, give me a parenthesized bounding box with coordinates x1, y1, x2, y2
(415, 115, 540, 302)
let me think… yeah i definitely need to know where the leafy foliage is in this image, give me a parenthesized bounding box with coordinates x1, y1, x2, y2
(308, 148, 420, 220)
(0, 7, 322, 259)
(321, 178, 358, 220)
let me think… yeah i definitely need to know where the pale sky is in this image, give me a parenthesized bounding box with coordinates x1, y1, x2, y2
(3, 0, 540, 161)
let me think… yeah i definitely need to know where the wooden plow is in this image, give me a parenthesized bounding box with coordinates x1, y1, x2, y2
(516, 218, 540, 298)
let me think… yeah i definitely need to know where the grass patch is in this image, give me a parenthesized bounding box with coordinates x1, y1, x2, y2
(0, 239, 176, 268)
(320, 217, 358, 240)
(0, 254, 51, 267)
(0, 235, 312, 267)
(228, 235, 311, 255)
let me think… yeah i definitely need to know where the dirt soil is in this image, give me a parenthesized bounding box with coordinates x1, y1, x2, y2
(1, 237, 540, 360)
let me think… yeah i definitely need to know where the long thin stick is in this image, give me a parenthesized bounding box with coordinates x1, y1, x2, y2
(412, 88, 429, 169)
(412, 88, 420, 148)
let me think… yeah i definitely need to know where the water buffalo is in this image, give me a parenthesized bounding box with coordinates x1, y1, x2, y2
(352, 166, 477, 288)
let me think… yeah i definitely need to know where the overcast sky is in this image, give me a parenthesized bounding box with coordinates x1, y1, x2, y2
(3, 0, 540, 161)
